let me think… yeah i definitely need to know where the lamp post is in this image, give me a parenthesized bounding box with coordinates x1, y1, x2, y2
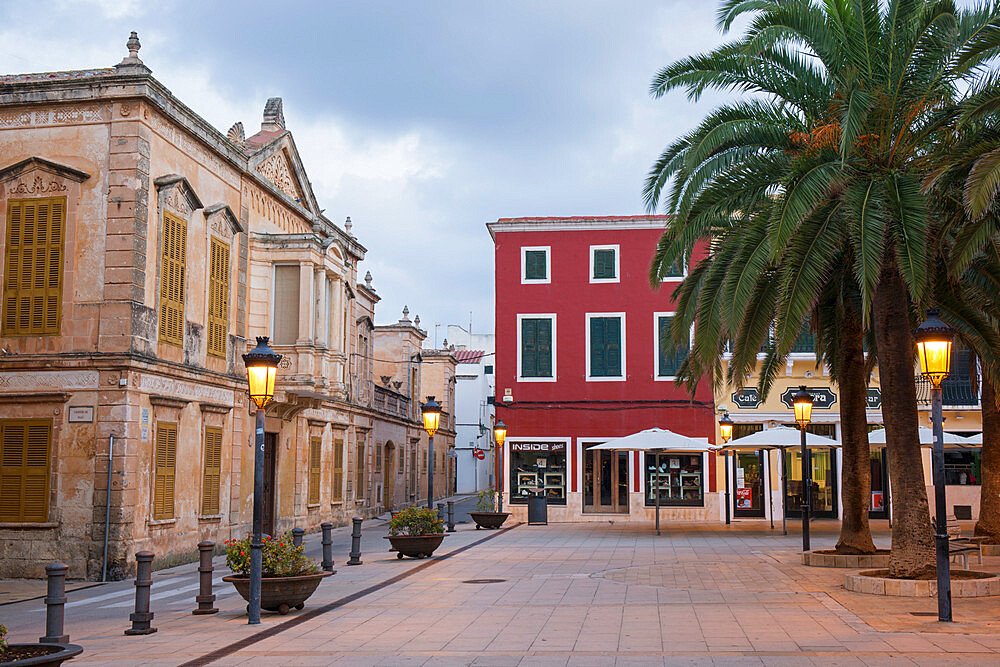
(792, 386, 814, 552)
(719, 412, 733, 525)
(494, 419, 507, 512)
(915, 308, 954, 623)
(242, 337, 281, 625)
(421, 397, 442, 509)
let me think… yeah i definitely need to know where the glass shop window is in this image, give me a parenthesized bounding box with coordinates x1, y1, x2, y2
(944, 450, 981, 485)
(509, 442, 567, 505)
(645, 453, 704, 507)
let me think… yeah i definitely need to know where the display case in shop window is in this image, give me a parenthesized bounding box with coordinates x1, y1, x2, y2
(645, 454, 704, 506)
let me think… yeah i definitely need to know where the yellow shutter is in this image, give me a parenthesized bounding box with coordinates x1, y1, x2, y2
(332, 438, 344, 501)
(308, 436, 321, 504)
(356, 442, 366, 499)
(0, 419, 51, 522)
(3, 198, 64, 336)
(207, 238, 229, 358)
(202, 426, 222, 515)
(153, 423, 177, 519)
(159, 212, 186, 345)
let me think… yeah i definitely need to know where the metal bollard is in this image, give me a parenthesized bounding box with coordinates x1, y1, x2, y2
(40, 563, 69, 644)
(124, 551, 157, 635)
(346, 517, 363, 565)
(321, 522, 334, 571)
(192, 541, 218, 615)
(446, 500, 456, 532)
(292, 527, 304, 548)
(436, 502, 445, 523)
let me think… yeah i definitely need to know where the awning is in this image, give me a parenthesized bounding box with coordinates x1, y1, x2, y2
(712, 425, 839, 451)
(586, 427, 711, 452)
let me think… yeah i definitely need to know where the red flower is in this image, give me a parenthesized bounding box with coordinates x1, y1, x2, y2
(240, 550, 246, 556)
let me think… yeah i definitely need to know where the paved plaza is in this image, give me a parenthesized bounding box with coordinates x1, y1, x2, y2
(4, 513, 1000, 665)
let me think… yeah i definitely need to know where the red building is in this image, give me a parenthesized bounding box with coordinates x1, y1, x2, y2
(488, 216, 718, 522)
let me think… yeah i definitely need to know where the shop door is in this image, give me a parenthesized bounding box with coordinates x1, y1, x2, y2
(583, 450, 629, 513)
(868, 448, 889, 519)
(262, 432, 277, 536)
(733, 450, 765, 518)
(784, 448, 838, 518)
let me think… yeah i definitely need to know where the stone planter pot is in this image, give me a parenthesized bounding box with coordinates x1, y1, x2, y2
(1, 643, 82, 666)
(223, 571, 332, 614)
(385, 533, 446, 559)
(802, 549, 890, 568)
(469, 511, 510, 530)
(844, 569, 1000, 597)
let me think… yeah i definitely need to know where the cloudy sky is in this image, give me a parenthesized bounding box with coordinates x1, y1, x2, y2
(0, 1, 740, 343)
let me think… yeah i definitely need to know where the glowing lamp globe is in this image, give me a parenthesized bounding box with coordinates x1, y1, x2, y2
(792, 386, 813, 429)
(421, 397, 442, 437)
(494, 419, 507, 447)
(242, 336, 282, 409)
(719, 412, 734, 444)
(915, 309, 954, 388)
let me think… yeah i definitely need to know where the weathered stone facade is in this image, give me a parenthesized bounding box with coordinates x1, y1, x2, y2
(0, 35, 454, 579)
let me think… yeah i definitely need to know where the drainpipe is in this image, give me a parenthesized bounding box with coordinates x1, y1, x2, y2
(102, 434, 114, 582)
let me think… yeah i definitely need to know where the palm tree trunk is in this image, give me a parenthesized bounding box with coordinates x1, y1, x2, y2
(835, 305, 876, 554)
(872, 262, 935, 578)
(975, 376, 1000, 542)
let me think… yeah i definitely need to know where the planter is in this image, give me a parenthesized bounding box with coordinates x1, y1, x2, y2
(469, 511, 510, 530)
(844, 569, 1000, 597)
(802, 549, 890, 568)
(223, 571, 332, 614)
(1, 643, 82, 666)
(385, 533, 446, 559)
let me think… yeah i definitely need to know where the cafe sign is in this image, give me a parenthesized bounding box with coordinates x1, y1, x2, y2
(779, 386, 837, 409)
(866, 389, 882, 410)
(731, 387, 761, 409)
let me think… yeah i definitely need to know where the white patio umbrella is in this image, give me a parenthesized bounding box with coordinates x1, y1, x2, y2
(587, 428, 712, 534)
(867, 426, 975, 447)
(965, 433, 983, 444)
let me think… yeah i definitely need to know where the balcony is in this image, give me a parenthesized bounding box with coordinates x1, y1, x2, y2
(374, 385, 411, 419)
(915, 375, 980, 407)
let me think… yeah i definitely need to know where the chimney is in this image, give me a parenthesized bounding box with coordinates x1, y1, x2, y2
(261, 98, 285, 132)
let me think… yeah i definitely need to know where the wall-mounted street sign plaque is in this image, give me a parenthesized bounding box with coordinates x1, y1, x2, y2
(779, 386, 837, 409)
(68, 406, 94, 423)
(731, 387, 761, 409)
(866, 389, 882, 410)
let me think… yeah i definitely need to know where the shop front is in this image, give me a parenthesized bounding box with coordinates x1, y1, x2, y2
(508, 441, 568, 507)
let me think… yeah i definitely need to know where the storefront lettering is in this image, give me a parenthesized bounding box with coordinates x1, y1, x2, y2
(511, 442, 566, 453)
(731, 387, 761, 409)
(779, 386, 837, 409)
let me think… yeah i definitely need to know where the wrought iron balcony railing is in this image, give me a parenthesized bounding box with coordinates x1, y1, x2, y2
(915, 374, 980, 407)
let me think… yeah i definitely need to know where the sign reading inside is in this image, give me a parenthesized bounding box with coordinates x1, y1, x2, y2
(510, 442, 566, 453)
(779, 386, 837, 409)
(731, 387, 761, 409)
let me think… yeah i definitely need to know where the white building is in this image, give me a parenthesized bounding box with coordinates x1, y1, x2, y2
(447, 325, 495, 494)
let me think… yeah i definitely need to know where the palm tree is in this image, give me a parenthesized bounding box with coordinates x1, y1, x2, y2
(646, 0, 1000, 577)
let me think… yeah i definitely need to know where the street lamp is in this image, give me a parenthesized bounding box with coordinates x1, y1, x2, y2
(494, 419, 506, 512)
(719, 412, 733, 525)
(242, 336, 281, 625)
(421, 397, 442, 509)
(792, 386, 814, 552)
(915, 308, 955, 623)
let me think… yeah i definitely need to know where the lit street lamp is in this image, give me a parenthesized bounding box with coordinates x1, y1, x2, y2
(915, 308, 955, 623)
(242, 336, 281, 625)
(792, 386, 814, 552)
(494, 419, 506, 512)
(422, 397, 442, 509)
(719, 412, 733, 525)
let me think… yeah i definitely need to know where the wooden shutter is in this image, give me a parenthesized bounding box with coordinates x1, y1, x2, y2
(375, 443, 383, 472)
(521, 318, 552, 378)
(524, 250, 546, 280)
(591, 317, 621, 377)
(159, 212, 187, 345)
(153, 423, 177, 519)
(207, 238, 230, 358)
(658, 316, 688, 377)
(309, 436, 321, 504)
(590, 317, 607, 376)
(332, 438, 344, 501)
(3, 198, 64, 336)
(0, 419, 51, 522)
(201, 426, 222, 515)
(356, 441, 366, 499)
(273, 265, 300, 344)
(593, 249, 615, 279)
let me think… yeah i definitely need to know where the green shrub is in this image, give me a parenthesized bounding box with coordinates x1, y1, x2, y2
(388, 505, 444, 536)
(0, 624, 7, 654)
(475, 488, 497, 512)
(224, 532, 319, 577)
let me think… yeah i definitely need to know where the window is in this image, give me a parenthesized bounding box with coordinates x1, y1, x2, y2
(0, 419, 51, 521)
(660, 260, 686, 280)
(201, 427, 222, 515)
(375, 442, 383, 473)
(518, 315, 555, 381)
(944, 450, 981, 485)
(521, 246, 550, 284)
(153, 423, 177, 520)
(207, 238, 230, 358)
(587, 314, 625, 380)
(590, 245, 619, 283)
(159, 211, 187, 345)
(509, 442, 566, 505)
(332, 438, 344, 502)
(309, 436, 321, 504)
(484, 365, 494, 375)
(272, 265, 300, 344)
(3, 197, 65, 336)
(356, 439, 366, 499)
(646, 453, 704, 507)
(655, 313, 689, 380)
(398, 444, 405, 474)
(422, 445, 427, 473)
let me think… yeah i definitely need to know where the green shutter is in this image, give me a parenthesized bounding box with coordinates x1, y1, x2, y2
(590, 317, 606, 376)
(536, 318, 552, 377)
(521, 318, 552, 378)
(658, 316, 688, 377)
(593, 249, 615, 279)
(524, 250, 547, 280)
(590, 317, 621, 377)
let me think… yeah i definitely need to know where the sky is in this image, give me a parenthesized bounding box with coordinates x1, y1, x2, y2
(0, 0, 742, 343)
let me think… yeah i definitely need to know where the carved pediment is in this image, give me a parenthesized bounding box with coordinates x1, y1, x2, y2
(154, 174, 203, 216)
(256, 149, 303, 202)
(0, 157, 90, 196)
(204, 203, 244, 237)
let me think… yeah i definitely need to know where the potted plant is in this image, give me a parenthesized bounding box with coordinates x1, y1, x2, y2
(0, 624, 82, 666)
(385, 505, 447, 559)
(222, 532, 332, 615)
(469, 488, 510, 530)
